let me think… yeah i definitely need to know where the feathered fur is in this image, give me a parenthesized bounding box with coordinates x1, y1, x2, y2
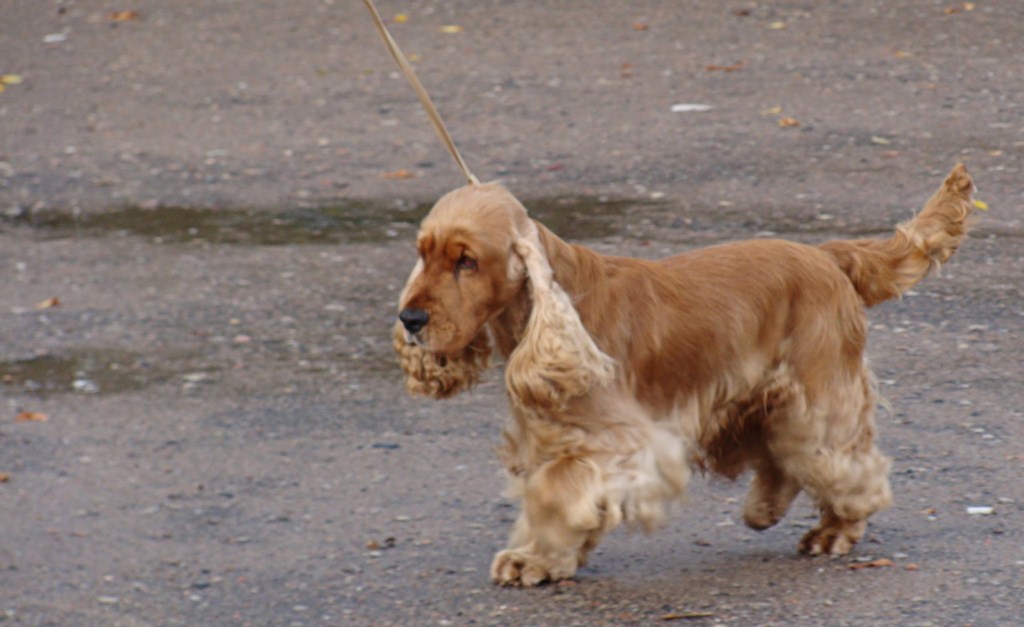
(820, 164, 975, 305)
(393, 165, 977, 586)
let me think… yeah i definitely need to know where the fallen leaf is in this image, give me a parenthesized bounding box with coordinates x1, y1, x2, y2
(16, 411, 48, 422)
(633, 22, 649, 31)
(871, 136, 892, 145)
(366, 537, 396, 550)
(381, 169, 414, 179)
(733, 9, 752, 17)
(761, 105, 783, 116)
(394, 13, 409, 23)
(972, 199, 989, 211)
(439, 24, 463, 34)
(108, 10, 139, 21)
(0, 74, 20, 93)
(944, 3, 974, 14)
(706, 61, 745, 72)
(921, 507, 938, 515)
(905, 563, 920, 571)
(849, 558, 894, 570)
(35, 297, 60, 309)
(778, 116, 800, 128)
(0, 473, 10, 483)
(768, 21, 787, 30)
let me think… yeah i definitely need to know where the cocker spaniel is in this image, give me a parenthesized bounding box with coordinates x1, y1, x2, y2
(393, 165, 976, 586)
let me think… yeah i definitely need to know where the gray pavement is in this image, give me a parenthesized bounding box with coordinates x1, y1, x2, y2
(1, 1, 1022, 625)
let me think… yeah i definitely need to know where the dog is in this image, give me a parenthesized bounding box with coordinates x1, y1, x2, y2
(393, 165, 976, 586)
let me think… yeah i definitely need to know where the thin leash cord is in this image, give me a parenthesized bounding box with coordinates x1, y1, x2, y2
(361, 0, 480, 186)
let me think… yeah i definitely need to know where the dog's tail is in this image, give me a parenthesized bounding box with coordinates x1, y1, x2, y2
(819, 164, 977, 307)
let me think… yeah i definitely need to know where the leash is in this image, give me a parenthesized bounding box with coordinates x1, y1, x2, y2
(361, 0, 480, 186)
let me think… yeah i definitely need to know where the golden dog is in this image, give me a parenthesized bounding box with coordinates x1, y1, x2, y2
(393, 165, 975, 586)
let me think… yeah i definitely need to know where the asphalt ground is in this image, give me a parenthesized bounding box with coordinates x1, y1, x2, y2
(1, 1, 1022, 625)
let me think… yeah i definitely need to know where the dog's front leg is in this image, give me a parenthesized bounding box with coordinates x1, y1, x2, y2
(491, 456, 610, 586)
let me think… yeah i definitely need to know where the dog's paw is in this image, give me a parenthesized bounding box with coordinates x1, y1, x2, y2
(490, 548, 576, 587)
(798, 519, 866, 556)
(742, 502, 784, 531)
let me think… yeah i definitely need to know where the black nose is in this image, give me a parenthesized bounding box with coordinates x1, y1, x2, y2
(399, 308, 429, 334)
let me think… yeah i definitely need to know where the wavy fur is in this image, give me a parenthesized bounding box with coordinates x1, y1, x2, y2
(504, 228, 616, 412)
(392, 320, 491, 398)
(820, 164, 975, 306)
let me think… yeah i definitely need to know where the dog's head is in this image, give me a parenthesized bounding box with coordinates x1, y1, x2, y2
(393, 182, 534, 398)
(393, 182, 615, 407)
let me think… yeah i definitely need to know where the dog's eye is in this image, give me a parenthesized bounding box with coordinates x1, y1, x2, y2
(456, 254, 478, 274)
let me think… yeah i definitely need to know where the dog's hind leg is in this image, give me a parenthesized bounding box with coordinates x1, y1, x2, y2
(795, 440, 892, 555)
(777, 369, 893, 555)
(743, 457, 802, 531)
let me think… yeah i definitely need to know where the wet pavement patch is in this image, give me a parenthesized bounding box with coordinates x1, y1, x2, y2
(0, 349, 163, 397)
(521, 197, 657, 240)
(0, 197, 652, 245)
(1, 204, 404, 246)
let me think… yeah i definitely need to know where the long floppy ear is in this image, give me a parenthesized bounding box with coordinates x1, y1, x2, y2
(504, 223, 615, 412)
(393, 321, 492, 399)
